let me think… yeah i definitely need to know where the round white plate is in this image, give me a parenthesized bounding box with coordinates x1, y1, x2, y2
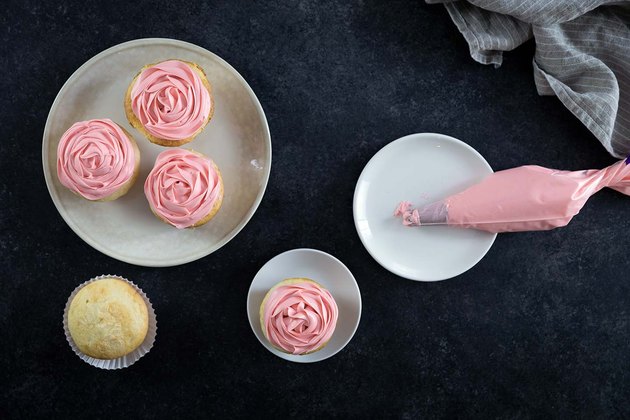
(42, 38, 271, 267)
(353, 133, 496, 281)
(247, 249, 362, 363)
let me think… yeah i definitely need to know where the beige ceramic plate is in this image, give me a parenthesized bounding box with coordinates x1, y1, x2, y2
(42, 38, 271, 266)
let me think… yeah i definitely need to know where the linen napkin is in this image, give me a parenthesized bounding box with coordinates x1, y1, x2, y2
(428, 0, 630, 158)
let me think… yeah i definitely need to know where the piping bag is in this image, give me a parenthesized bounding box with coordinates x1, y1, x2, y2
(394, 157, 630, 233)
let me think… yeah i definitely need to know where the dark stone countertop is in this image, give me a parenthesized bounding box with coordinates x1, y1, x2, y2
(1, 1, 628, 418)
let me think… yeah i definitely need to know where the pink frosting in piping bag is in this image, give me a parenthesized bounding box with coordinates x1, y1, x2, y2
(57, 119, 136, 200)
(263, 282, 338, 355)
(144, 149, 221, 229)
(395, 158, 630, 233)
(131, 60, 212, 141)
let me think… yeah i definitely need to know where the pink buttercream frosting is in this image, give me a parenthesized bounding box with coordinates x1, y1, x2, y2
(263, 281, 338, 355)
(57, 119, 136, 200)
(131, 60, 212, 141)
(144, 149, 221, 229)
(394, 201, 420, 226)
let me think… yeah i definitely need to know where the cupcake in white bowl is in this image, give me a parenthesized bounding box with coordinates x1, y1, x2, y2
(259, 278, 339, 355)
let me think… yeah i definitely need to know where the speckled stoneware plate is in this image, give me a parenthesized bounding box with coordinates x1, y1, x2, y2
(353, 133, 496, 281)
(42, 38, 271, 267)
(247, 249, 362, 363)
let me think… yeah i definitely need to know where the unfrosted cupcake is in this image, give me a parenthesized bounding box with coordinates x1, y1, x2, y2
(57, 119, 140, 201)
(259, 278, 338, 355)
(144, 148, 224, 229)
(125, 59, 214, 147)
(64, 275, 157, 369)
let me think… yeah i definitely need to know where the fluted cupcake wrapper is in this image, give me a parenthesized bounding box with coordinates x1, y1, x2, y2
(63, 274, 157, 370)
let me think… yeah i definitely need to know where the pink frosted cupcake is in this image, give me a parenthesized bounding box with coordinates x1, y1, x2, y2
(57, 119, 140, 201)
(259, 278, 339, 355)
(144, 148, 223, 229)
(124, 59, 214, 147)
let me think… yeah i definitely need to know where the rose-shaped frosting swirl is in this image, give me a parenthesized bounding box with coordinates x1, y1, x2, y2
(144, 149, 221, 229)
(131, 60, 212, 141)
(263, 281, 338, 355)
(57, 119, 136, 200)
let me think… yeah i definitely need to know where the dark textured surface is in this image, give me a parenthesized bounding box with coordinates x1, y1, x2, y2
(1, 1, 629, 418)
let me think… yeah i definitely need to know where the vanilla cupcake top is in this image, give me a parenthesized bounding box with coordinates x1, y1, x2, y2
(57, 119, 136, 200)
(262, 279, 339, 355)
(130, 60, 212, 141)
(144, 149, 222, 229)
(67, 277, 148, 360)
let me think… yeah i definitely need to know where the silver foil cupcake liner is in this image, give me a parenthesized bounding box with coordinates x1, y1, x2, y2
(63, 274, 157, 369)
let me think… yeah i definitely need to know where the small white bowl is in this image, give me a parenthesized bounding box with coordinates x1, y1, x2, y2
(247, 248, 362, 363)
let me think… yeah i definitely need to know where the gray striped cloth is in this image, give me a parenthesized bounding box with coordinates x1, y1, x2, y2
(428, 0, 630, 158)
